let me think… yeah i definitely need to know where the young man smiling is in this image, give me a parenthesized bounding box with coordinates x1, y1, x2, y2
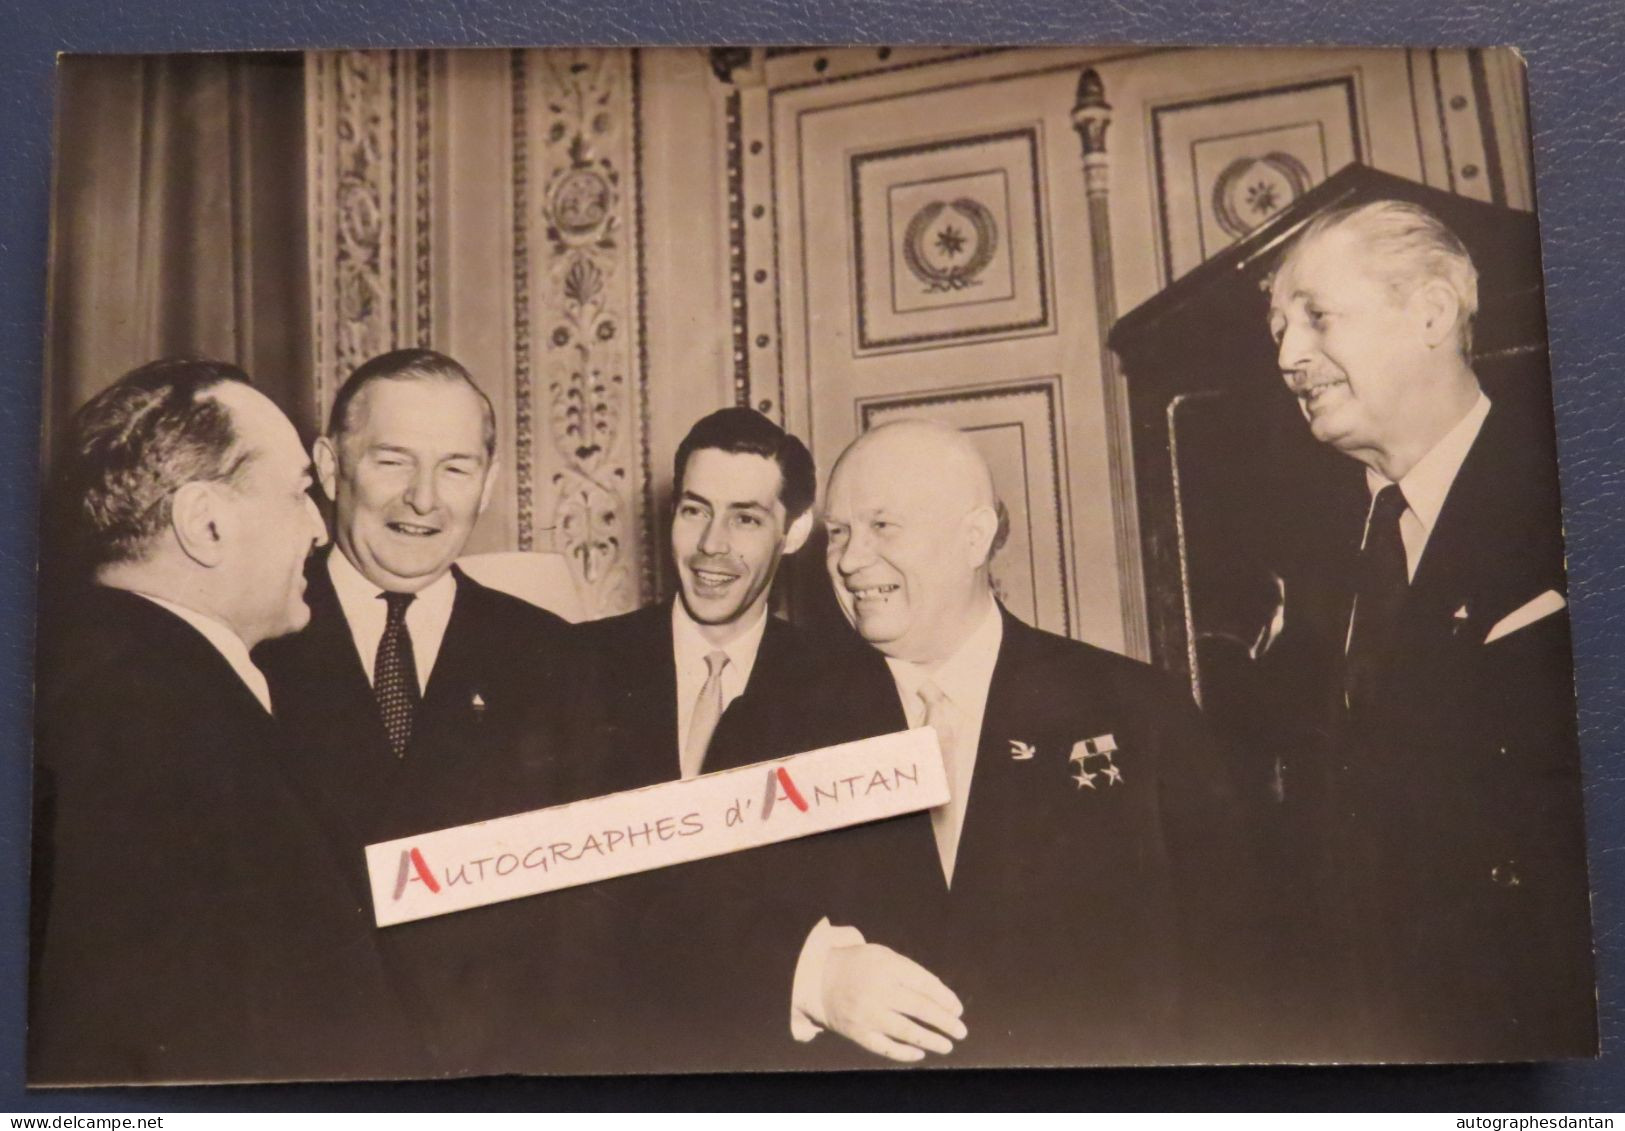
(575, 406, 881, 792)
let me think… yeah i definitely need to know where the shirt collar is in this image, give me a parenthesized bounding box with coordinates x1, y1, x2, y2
(1367, 391, 1492, 534)
(670, 595, 770, 687)
(885, 594, 1004, 717)
(327, 546, 458, 621)
(133, 591, 272, 714)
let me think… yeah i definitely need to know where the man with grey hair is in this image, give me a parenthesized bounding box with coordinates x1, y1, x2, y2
(771, 419, 1250, 1068)
(30, 359, 427, 1083)
(1262, 199, 1594, 1059)
(257, 347, 573, 840)
(255, 347, 580, 1074)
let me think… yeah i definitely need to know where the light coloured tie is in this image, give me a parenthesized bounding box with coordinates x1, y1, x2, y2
(918, 680, 963, 887)
(683, 649, 730, 780)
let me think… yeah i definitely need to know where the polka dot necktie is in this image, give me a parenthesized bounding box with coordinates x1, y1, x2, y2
(375, 591, 421, 759)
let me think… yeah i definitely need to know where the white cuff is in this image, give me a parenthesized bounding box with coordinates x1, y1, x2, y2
(790, 916, 866, 1042)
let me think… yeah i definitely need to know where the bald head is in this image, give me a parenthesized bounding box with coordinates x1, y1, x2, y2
(839, 419, 997, 508)
(825, 419, 1003, 665)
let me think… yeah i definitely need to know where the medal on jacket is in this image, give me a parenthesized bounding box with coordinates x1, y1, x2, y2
(1068, 734, 1121, 790)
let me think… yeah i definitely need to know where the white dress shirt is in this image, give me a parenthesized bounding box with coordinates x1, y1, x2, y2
(327, 550, 458, 691)
(883, 594, 1003, 889)
(791, 593, 1004, 1040)
(135, 592, 272, 714)
(671, 597, 769, 777)
(1363, 391, 1491, 580)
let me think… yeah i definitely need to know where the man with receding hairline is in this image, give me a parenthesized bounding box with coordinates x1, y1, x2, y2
(773, 419, 1249, 1068)
(255, 347, 580, 1074)
(258, 347, 573, 845)
(1260, 199, 1594, 1058)
(30, 359, 427, 1084)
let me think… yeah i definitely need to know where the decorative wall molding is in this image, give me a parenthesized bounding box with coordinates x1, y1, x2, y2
(726, 62, 783, 421)
(1071, 67, 1150, 661)
(306, 50, 433, 428)
(308, 48, 649, 617)
(515, 48, 647, 617)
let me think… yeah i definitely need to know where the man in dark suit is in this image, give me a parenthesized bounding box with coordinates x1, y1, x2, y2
(775, 419, 1249, 1068)
(575, 406, 879, 794)
(557, 407, 897, 1074)
(255, 349, 578, 1074)
(30, 359, 428, 1084)
(1262, 199, 1595, 1060)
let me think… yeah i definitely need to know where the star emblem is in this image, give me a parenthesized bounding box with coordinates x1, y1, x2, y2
(934, 224, 967, 258)
(1069, 734, 1124, 791)
(1246, 179, 1280, 215)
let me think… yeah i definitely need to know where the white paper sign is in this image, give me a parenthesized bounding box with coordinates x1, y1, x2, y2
(365, 728, 948, 926)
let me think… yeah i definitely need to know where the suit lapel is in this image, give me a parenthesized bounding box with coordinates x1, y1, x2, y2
(416, 567, 482, 750)
(936, 610, 1074, 895)
(629, 603, 681, 781)
(300, 555, 393, 757)
(1405, 414, 1500, 640)
(713, 615, 793, 736)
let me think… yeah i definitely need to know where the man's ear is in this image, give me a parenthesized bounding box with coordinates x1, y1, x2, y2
(962, 505, 1000, 567)
(313, 436, 340, 504)
(1414, 279, 1463, 350)
(170, 481, 228, 568)
(782, 507, 814, 556)
(477, 457, 501, 517)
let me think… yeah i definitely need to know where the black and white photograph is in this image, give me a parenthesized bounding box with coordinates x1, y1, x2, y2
(25, 44, 1599, 1085)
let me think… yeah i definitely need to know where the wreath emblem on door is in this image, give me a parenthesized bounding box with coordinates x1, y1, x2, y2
(900, 197, 1000, 293)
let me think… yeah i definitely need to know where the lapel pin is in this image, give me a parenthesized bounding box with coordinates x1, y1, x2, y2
(1069, 734, 1124, 789)
(471, 691, 487, 721)
(1009, 739, 1036, 761)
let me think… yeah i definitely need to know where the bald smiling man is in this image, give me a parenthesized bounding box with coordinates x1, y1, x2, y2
(773, 420, 1256, 1068)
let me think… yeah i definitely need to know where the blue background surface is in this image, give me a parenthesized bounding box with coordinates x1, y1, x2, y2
(1, 0, 1620, 1110)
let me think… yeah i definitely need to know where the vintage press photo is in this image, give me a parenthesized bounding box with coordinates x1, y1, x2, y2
(28, 45, 1597, 1084)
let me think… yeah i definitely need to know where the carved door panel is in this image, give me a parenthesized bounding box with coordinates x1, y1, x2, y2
(769, 56, 1126, 651)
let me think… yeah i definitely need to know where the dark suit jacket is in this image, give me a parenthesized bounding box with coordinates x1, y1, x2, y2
(570, 599, 888, 795)
(1265, 399, 1596, 1061)
(757, 608, 1251, 1070)
(254, 550, 583, 1076)
(549, 599, 908, 1073)
(29, 586, 429, 1085)
(256, 551, 577, 847)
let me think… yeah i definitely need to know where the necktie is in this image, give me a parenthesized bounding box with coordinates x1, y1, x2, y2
(683, 649, 729, 780)
(918, 680, 963, 887)
(1345, 483, 1410, 718)
(375, 591, 421, 759)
